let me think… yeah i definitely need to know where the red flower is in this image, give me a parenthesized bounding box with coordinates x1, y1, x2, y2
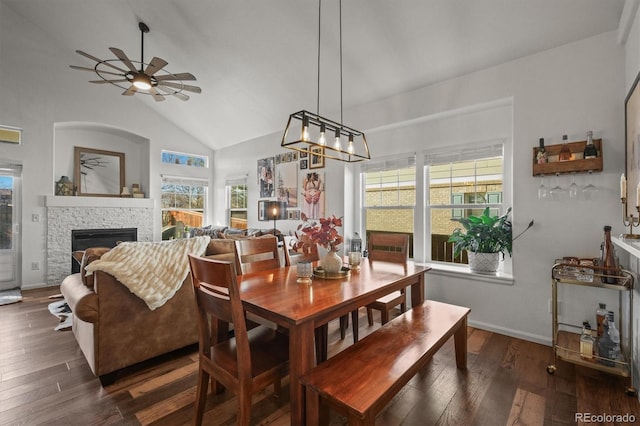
(297, 214, 343, 251)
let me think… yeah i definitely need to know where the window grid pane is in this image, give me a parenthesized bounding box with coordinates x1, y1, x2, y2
(428, 155, 504, 264)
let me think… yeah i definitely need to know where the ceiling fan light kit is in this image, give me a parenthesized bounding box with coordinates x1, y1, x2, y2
(281, 0, 370, 163)
(70, 21, 201, 102)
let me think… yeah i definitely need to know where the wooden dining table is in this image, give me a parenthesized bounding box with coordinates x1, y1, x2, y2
(236, 258, 431, 425)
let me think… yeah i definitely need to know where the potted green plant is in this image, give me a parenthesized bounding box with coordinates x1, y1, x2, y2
(447, 207, 512, 273)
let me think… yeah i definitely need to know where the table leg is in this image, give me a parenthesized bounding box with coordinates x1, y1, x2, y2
(290, 321, 315, 425)
(410, 272, 425, 308)
(454, 316, 468, 369)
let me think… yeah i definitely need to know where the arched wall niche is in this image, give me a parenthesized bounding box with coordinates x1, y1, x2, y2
(53, 122, 150, 196)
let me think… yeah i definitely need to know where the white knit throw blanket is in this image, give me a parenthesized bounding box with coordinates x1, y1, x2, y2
(85, 236, 211, 310)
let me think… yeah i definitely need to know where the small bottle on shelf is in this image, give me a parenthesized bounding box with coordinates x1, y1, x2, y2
(579, 321, 595, 360)
(596, 302, 607, 337)
(598, 311, 620, 366)
(536, 138, 548, 164)
(583, 131, 597, 159)
(606, 311, 621, 363)
(559, 134, 572, 161)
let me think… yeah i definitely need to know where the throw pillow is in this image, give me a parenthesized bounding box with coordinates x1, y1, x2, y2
(80, 247, 111, 288)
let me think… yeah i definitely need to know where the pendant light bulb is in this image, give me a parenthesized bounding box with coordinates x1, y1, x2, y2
(347, 134, 354, 154)
(318, 124, 326, 146)
(302, 116, 310, 142)
(334, 128, 342, 151)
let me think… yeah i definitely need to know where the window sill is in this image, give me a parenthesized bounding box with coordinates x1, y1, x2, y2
(417, 261, 515, 285)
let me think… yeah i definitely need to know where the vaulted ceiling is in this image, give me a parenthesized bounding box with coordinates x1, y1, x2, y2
(2, 0, 625, 151)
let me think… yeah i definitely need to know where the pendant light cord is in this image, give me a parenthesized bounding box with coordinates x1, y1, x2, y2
(339, 0, 343, 126)
(316, 0, 322, 116)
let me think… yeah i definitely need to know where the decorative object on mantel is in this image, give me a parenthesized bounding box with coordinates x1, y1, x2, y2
(297, 213, 344, 274)
(70, 22, 201, 102)
(619, 173, 640, 239)
(55, 176, 74, 196)
(448, 207, 534, 274)
(74, 146, 125, 197)
(281, 0, 370, 163)
(121, 186, 131, 197)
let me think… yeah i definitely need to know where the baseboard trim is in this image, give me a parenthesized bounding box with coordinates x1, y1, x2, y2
(469, 319, 551, 346)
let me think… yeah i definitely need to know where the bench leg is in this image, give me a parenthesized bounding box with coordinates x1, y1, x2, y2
(454, 316, 468, 369)
(305, 387, 320, 426)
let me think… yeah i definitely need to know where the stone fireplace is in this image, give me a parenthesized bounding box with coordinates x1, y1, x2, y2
(45, 196, 154, 284)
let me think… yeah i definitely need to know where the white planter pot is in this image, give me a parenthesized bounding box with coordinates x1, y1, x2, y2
(467, 251, 499, 274)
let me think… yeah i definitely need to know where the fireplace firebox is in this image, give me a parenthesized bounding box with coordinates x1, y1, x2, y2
(71, 228, 137, 273)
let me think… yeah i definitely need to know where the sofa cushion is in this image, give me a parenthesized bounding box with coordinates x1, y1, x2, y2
(80, 247, 111, 288)
(192, 225, 227, 239)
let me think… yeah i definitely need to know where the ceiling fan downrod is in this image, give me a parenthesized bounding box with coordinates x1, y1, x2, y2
(138, 22, 149, 73)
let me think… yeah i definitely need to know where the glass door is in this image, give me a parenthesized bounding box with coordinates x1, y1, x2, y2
(0, 163, 21, 291)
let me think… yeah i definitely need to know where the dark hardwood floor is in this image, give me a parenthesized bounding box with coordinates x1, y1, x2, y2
(1, 287, 638, 425)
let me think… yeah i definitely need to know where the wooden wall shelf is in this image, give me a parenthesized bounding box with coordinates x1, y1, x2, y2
(532, 139, 602, 176)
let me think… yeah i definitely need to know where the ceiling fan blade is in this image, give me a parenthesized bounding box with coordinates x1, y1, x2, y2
(171, 92, 190, 101)
(70, 65, 124, 77)
(76, 50, 128, 73)
(149, 87, 166, 102)
(158, 81, 202, 93)
(154, 72, 197, 81)
(109, 47, 139, 73)
(122, 85, 137, 96)
(145, 57, 168, 76)
(89, 79, 129, 84)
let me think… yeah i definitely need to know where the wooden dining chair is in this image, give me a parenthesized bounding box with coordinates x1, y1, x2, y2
(234, 235, 281, 274)
(283, 235, 320, 266)
(187, 254, 289, 426)
(365, 232, 410, 325)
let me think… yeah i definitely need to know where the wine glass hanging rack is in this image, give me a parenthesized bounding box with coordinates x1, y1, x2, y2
(532, 139, 603, 176)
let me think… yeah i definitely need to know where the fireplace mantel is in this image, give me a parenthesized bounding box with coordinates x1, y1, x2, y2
(45, 195, 155, 208)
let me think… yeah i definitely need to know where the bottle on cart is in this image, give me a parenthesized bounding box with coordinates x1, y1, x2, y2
(596, 302, 607, 337)
(606, 311, 621, 364)
(579, 321, 595, 360)
(583, 131, 597, 159)
(597, 313, 614, 366)
(601, 226, 618, 284)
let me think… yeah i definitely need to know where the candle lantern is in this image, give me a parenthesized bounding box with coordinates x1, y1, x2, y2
(55, 176, 73, 196)
(350, 232, 362, 253)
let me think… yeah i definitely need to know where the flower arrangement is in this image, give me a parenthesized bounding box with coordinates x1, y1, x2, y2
(296, 213, 343, 252)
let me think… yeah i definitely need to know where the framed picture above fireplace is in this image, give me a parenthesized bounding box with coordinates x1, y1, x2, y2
(74, 147, 125, 197)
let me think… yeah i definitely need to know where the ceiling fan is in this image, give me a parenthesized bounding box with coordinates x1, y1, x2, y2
(70, 22, 201, 101)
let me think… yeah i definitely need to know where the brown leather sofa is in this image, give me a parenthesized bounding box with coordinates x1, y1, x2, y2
(60, 232, 280, 385)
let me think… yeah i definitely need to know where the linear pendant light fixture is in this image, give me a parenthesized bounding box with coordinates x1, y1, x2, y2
(281, 0, 370, 163)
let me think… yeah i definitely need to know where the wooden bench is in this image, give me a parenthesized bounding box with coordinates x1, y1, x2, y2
(300, 300, 470, 426)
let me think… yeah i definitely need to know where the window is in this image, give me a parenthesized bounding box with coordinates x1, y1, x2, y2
(362, 157, 416, 258)
(427, 144, 504, 265)
(226, 178, 248, 229)
(357, 143, 505, 267)
(161, 150, 208, 168)
(161, 176, 207, 240)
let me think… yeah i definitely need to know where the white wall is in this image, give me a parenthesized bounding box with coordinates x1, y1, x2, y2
(213, 30, 626, 345)
(0, 4, 213, 288)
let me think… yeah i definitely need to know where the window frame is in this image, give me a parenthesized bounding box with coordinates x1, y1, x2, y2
(160, 175, 208, 238)
(226, 178, 248, 229)
(356, 139, 512, 279)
